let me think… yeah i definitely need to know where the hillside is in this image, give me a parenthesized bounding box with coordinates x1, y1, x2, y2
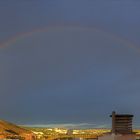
(0, 120, 31, 135)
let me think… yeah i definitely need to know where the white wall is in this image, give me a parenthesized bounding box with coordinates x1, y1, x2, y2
(98, 134, 136, 140)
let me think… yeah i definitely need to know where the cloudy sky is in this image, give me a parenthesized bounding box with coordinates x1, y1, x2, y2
(0, 0, 140, 128)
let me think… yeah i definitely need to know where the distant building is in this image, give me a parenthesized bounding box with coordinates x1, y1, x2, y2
(67, 129, 73, 135)
(98, 111, 136, 140)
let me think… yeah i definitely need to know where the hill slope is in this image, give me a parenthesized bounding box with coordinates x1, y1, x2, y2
(0, 120, 31, 135)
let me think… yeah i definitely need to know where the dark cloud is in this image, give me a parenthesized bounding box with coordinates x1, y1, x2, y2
(0, 0, 140, 127)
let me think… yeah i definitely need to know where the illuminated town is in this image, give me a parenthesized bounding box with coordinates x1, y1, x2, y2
(1, 112, 140, 140)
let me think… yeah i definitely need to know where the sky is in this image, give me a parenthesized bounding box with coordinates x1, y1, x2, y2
(0, 0, 140, 128)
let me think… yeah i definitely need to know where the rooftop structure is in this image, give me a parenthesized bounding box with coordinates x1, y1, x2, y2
(98, 111, 136, 140)
(110, 111, 133, 134)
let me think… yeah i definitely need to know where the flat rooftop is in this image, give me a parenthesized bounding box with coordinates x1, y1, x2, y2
(110, 114, 133, 117)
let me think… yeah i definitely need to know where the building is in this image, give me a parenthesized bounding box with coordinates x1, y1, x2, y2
(98, 111, 136, 140)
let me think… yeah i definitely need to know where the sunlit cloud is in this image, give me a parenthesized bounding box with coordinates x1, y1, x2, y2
(23, 123, 110, 129)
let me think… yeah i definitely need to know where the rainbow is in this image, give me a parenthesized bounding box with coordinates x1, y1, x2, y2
(0, 25, 139, 53)
(0, 27, 48, 48)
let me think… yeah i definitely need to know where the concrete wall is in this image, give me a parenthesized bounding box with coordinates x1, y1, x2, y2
(98, 135, 115, 140)
(98, 134, 136, 140)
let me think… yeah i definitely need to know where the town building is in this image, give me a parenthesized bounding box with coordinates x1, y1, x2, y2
(98, 111, 136, 140)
